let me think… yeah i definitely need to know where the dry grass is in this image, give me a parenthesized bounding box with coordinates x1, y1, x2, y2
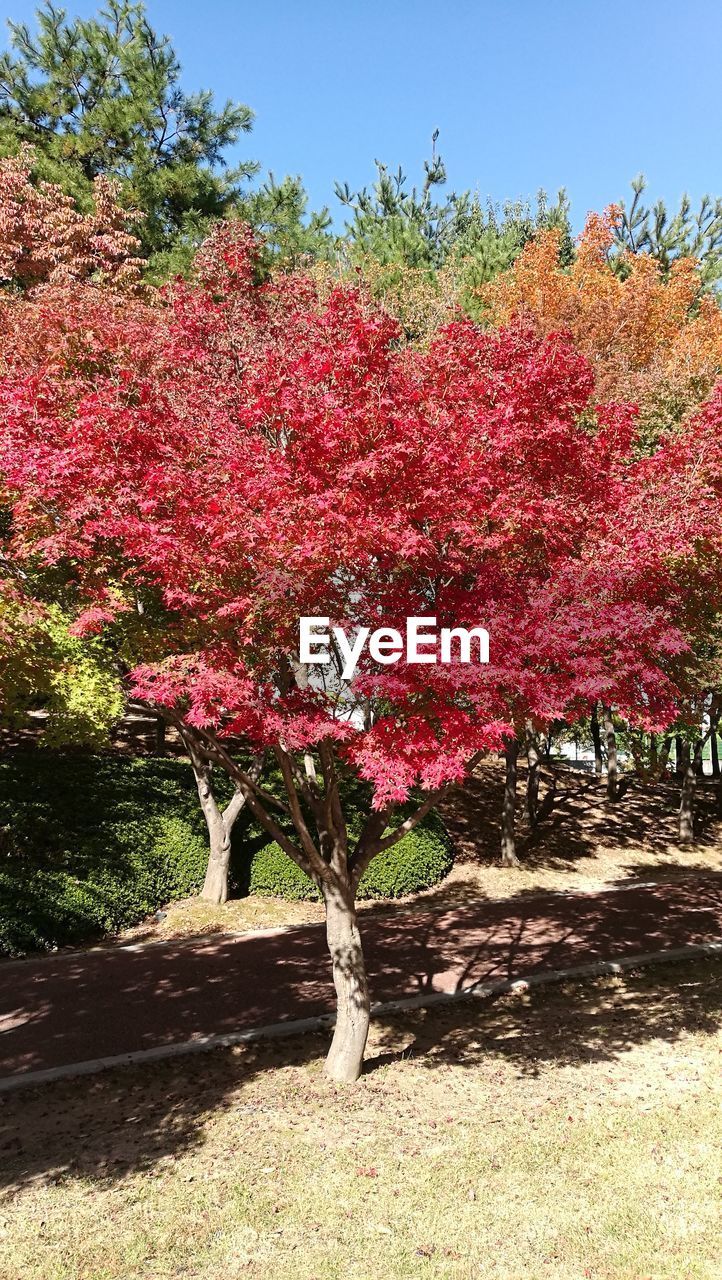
(2, 958, 721, 1280)
(123, 893, 327, 942)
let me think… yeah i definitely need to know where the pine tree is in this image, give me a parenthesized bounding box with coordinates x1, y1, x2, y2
(334, 132, 457, 269)
(242, 174, 332, 267)
(336, 133, 572, 275)
(616, 176, 722, 289)
(333, 135, 572, 333)
(0, 0, 256, 265)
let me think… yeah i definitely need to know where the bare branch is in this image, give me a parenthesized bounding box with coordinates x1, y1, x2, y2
(273, 744, 329, 880)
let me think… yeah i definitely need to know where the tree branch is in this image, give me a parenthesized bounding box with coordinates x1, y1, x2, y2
(273, 744, 330, 881)
(351, 749, 485, 885)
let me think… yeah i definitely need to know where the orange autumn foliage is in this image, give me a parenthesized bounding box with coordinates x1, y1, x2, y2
(0, 146, 145, 294)
(480, 207, 722, 441)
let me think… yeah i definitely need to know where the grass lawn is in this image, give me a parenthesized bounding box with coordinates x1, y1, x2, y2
(2, 957, 720, 1279)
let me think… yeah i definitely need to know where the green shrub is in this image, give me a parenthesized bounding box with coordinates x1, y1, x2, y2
(246, 841, 321, 901)
(0, 750, 212, 956)
(244, 809, 453, 902)
(358, 810, 453, 899)
(0, 748, 455, 956)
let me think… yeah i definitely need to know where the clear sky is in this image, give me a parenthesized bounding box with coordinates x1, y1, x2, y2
(3, 0, 722, 231)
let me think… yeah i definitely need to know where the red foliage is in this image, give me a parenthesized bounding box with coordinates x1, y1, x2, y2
(1, 225, 721, 804)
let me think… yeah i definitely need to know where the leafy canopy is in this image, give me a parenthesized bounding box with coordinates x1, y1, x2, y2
(1, 222, 716, 812)
(480, 207, 722, 445)
(0, 0, 255, 263)
(0, 144, 144, 290)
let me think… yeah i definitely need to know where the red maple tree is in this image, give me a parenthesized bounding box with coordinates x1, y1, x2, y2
(1, 224, 718, 1079)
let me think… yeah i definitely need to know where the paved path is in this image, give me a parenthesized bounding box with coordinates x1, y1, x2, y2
(1, 875, 721, 1083)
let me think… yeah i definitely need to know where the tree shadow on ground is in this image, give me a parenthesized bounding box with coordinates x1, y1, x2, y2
(365, 954, 722, 1077)
(5, 868, 719, 1087)
(439, 761, 722, 879)
(1, 955, 719, 1194)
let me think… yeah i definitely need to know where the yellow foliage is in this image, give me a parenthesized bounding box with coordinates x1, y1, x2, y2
(305, 255, 460, 345)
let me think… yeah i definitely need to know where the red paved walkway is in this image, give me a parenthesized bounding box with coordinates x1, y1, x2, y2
(1, 875, 721, 1082)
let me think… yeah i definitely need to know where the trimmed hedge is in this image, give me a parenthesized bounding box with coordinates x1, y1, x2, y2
(0, 749, 455, 956)
(0, 750, 212, 956)
(245, 809, 453, 901)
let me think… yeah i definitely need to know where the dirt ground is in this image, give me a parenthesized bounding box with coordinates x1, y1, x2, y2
(439, 757, 722, 896)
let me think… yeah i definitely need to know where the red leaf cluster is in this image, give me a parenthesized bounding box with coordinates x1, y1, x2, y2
(2, 223, 721, 804)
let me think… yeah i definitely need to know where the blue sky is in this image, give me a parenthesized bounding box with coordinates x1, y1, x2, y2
(3, 0, 722, 231)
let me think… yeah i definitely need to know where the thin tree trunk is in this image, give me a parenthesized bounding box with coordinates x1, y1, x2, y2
(679, 755, 697, 843)
(675, 735, 689, 778)
(181, 730, 259, 905)
(711, 728, 720, 780)
(658, 736, 672, 779)
(603, 707, 618, 802)
(323, 880, 370, 1083)
(694, 746, 705, 777)
(525, 722, 540, 827)
(590, 703, 603, 777)
(193, 762, 238, 905)
(679, 731, 712, 843)
(200, 785, 247, 904)
(500, 737, 520, 866)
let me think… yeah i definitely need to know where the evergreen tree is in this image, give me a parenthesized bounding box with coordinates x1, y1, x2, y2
(616, 176, 722, 289)
(447, 188, 571, 319)
(335, 132, 459, 268)
(0, 0, 256, 264)
(335, 133, 571, 281)
(241, 173, 332, 267)
(333, 136, 572, 331)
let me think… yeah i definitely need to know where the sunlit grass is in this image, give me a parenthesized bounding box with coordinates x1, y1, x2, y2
(2, 958, 720, 1279)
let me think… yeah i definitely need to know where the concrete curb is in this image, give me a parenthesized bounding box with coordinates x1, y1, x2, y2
(1, 938, 720, 1095)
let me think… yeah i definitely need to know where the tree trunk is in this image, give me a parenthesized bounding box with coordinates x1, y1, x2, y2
(679, 756, 697, 843)
(590, 704, 603, 777)
(694, 747, 705, 777)
(658, 736, 672, 779)
(711, 728, 720, 780)
(674, 735, 689, 778)
(182, 732, 253, 906)
(197, 776, 242, 906)
(323, 881, 370, 1083)
(603, 707, 618, 802)
(500, 737, 520, 866)
(679, 734, 708, 843)
(154, 714, 166, 756)
(201, 808, 234, 904)
(525, 723, 540, 827)
(200, 781, 249, 905)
